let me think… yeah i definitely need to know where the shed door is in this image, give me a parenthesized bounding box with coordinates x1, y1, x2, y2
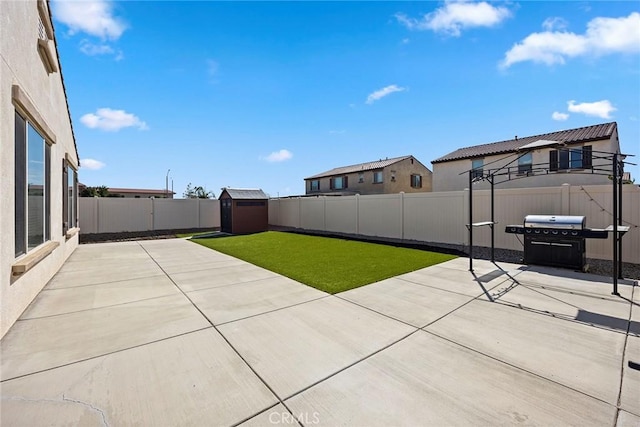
(221, 199, 232, 233)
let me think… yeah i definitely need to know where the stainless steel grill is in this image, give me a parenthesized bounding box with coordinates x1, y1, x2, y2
(505, 215, 608, 271)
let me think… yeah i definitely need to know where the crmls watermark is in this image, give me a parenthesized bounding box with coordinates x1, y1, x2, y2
(268, 411, 320, 425)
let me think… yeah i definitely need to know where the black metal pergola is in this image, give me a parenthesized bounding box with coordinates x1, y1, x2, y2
(464, 141, 633, 296)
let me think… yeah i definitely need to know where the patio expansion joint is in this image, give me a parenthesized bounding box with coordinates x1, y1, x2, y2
(613, 283, 637, 425)
(280, 328, 422, 403)
(180, 274, 288, 295)
(0, 326, 214, 384)
(17, 292, 181, 322)
(42, 273, 167, 291)
(213, 295, 332, 327)
(422, 327, 620, 409)
(137, 242, 300, 424)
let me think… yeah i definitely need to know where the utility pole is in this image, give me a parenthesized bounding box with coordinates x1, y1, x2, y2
(165, 169, 170, 198)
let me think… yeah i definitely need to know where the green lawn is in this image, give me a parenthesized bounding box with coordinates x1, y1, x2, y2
(190, 231, 456, 294)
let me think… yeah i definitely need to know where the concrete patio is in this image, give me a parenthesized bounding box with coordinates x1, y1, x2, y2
(1, 238, 638, 426)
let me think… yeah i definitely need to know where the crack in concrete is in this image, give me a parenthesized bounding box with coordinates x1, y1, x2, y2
(62, 394, 109, 427)
(2, 394, 109, 426)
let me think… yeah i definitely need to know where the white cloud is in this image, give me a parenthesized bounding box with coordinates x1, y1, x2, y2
(395, 1, 511, 37)
(567, 100, 616, 119)
(501, 12, 640, 68)
(264, 149, 293, 163)
(207, 59, 219, 76)
(81, 158, 106, 170)
(52, 0, 127, 40)
(366, 84, 406, 104)
(79, 39, 123, 60)
(542, 17, 568, 32)
(552, 111, 569, 121)
(80, 108, 148, 131)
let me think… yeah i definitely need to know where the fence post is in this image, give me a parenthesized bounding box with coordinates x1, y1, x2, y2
(561, 183, 571, 215)
(151, 197, 156, 231)
(298, 197, 302, 229)
(400, 192, 405, 240)
(323, 196, 327, 231)
(197, 199, 201, 228)
(355, 194, 360, 236)
(95, 197, 101, 233)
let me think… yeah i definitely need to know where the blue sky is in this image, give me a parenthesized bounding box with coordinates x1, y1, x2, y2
(51, 1, 640, 197)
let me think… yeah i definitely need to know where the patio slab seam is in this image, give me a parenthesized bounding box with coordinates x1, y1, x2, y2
(396, 272, 510, 299)
(181, 275, 315, 295)
(492, 299, 633, 337)
(614, 283, 637, 423)
(43, 274, 167, 290)
(0, 326, 214, 384)
(278, 329, 421, 402)
(16, 293, 183, 322)
(213, 295, 332, 327)
(137, 242, 300, 423)
(422, 328, 619, 409)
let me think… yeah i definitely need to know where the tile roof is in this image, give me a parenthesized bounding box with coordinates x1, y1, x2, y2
(107, 188, 174, 195)
(432, 122, 617, 164)
(221, 188, 268, 199)
(305, 155, 414, 180)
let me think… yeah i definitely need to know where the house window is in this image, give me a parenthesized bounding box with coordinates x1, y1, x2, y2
(62, 160, 78, 234)
(15, 111, 51, 256)
(411, 174, 422, 188)
(310, 179, 320, 191)
(471, 159, 484, 179)
(358, 172, 364, 183)
(549, 146, 592, 171)
(330, 176, 348, 190)
(518, 153, 532, 174)
(373, 171, 383, 184)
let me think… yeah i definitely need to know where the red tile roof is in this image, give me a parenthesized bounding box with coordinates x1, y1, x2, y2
(432, 122, 617, 164)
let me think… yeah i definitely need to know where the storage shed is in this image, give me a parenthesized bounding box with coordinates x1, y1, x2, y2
(219, 188, 269, 234)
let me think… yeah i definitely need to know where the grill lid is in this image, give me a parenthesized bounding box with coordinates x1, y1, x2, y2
(524, 215, 585, 230)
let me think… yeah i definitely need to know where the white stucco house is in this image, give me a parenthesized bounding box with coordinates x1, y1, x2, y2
(431, 122, 621, 192)
(1, 0, 80, 338)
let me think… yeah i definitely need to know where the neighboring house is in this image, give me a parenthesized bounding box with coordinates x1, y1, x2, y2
(1, 0, 80, 337)
(431, 122, 621, 192)
(304, 155, 433, 195)
(79, 183, 175, 198)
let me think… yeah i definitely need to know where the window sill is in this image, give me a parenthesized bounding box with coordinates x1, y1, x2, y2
(12, 241, 59, 276)
(66, 227, 80, 239)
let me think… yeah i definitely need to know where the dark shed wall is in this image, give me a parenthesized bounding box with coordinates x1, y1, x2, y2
(219, 189, 268, 234)
(232, 200, 268, 234)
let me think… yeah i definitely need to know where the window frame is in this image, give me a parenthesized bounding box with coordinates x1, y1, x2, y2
(410, 174, 422, 188)
(373, 171, 383, 184)
(471, 159, 484, 179)
(15, 110, 52, 257)
(329, 176, 348, 190)
(518, 152, 533, 175)
(310, 179, 320, 192)
(549, 145, 592, 171)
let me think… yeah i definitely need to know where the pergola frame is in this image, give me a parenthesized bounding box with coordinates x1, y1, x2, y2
(463, 143, 634, 296)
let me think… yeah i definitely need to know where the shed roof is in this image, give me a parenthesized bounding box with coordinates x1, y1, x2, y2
(432, 122, 617, 164)
(305, 155, 415, 180)
(221, 188, 268, 199)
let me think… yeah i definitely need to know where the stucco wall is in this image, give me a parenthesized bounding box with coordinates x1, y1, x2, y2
(432, 136, 619, 192)
(1, 0, 79, 338)
(305, 156, 433, 195)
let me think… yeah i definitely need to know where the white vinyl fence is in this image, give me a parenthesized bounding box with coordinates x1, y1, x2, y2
(268, 184, 640, 263)
(79, 198, 220, 234)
